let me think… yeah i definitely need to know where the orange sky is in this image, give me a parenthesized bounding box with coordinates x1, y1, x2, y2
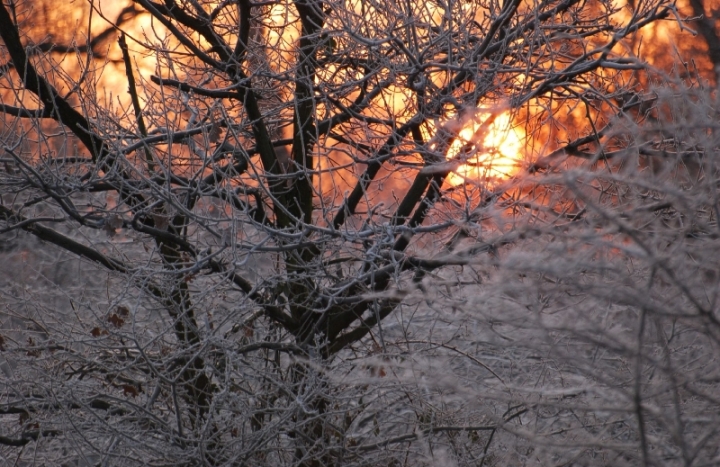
(3, 0, 717, 190)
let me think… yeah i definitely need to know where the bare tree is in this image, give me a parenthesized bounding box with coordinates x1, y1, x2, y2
(3, 0, 715, 466)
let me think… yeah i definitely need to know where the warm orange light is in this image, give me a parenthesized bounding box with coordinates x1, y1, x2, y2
(444, 110, 524, 186)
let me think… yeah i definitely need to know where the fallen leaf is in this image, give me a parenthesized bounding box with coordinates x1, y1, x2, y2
(122, 385, 140, 397)
(107, 314, 124, 328)
(91, 327, 109, 337)
(209, 121, 221, 143)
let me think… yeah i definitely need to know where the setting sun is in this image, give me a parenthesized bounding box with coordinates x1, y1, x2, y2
(444, 110, 524, 186)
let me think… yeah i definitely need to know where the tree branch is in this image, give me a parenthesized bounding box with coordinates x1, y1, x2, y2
(0, 4, 106, 162)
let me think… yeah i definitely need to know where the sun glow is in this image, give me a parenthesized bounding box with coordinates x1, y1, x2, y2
(443, 110, 524, 186)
